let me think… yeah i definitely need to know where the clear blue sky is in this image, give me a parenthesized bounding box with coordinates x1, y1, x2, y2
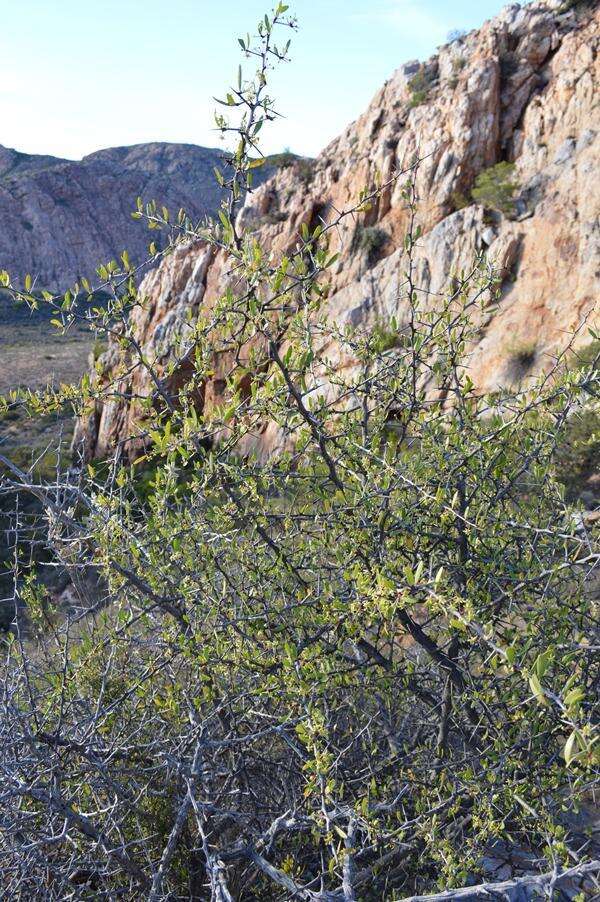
(2, 1, 511, 160)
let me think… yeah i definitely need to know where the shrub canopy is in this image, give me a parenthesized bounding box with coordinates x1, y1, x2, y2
(0, 6, 598, 899)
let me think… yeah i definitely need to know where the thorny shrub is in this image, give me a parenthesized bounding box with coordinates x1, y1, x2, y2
(0, 5, 598, 900)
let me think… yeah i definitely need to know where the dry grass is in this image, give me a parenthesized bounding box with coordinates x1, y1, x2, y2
(0, 293, 93, 395)
(1, 290, 93, 452)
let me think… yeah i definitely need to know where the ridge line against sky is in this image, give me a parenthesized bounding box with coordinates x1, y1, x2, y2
(2, 0, 511, 161)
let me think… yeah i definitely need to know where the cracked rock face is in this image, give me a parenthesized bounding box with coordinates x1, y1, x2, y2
(77, 0, 600, 460)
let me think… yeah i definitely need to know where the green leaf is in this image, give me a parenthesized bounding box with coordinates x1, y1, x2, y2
(534, 648, 553, 680)
(564, 730, 580, 766)
(564, 686, 585, 710)
(528, 673, 547, 706)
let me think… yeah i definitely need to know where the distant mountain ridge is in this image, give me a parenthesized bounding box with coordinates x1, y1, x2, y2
(0, 142, 273, 288)
(0, 146, 66, 180)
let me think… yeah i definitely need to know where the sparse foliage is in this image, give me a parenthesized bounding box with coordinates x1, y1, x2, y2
(471, 161, 519, 216)
(450, 189, 470, 211)
(0, 5, 598, 901)
(354, 224, 389, 266)
(555, 405, 600, 499)
(407, 66, 438, 108)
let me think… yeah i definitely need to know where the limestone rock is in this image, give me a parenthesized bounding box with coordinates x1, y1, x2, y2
(76, 0, 600, 460)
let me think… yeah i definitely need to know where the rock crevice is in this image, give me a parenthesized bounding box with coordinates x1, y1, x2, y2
(78, 0, 600, 460)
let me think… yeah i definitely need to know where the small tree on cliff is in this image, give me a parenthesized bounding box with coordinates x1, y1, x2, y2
(471, 161, 519, 217)
(0, 5, 598, 899)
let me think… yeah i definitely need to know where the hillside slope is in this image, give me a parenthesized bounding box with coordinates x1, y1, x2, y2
(0, 142, 273, 288)
(78, 0, 600, 460)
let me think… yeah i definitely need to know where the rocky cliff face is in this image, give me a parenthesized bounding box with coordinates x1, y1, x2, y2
(0, 142, 274, 288)
(78, 0, 600, 461)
